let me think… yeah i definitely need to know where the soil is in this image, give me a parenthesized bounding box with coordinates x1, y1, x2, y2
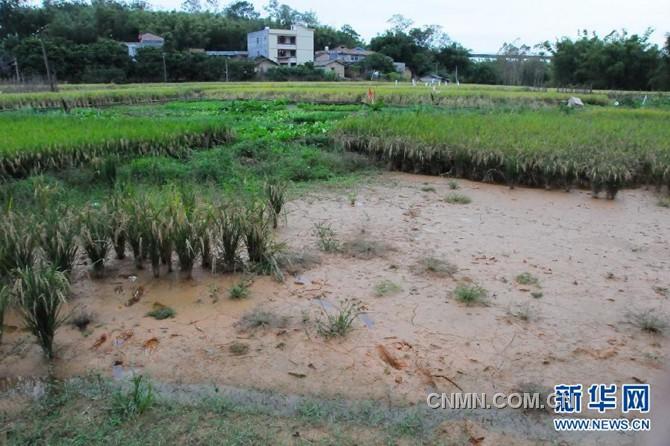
(2, 172, 669, 444)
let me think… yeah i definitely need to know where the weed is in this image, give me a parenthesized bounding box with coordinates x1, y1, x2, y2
(70, 310, 95, 331)
(207, 284, 221, 302)
(238, 308, 288, 331)
(626, 309, 668, 334)
(531, 291, 544, 299)
(390, 411, 425, 437)
(658, 196, 670, 208)
(342, 232, 392, 260)
(229, 277, 252, 299)
(373, 280, 402, 297)
(313, 222, 340, 253)
(347, 190, 357, 206)
(516, 272, 540, 286)
(508, 303, 534, 322)
(413, 256, 458, 277)
(275, 250, 321, 275)
(444, 193, 472, 204)
(421, 185, 436, 193)
(229, 341, 249, 355)
(111, 374, 154, 422)
(146, 305, 176, 320)
(14, 264, 70, 358)
(316, 298, 363, 338)
(453, 283, 488, 306)
(448, 180, 460, 190)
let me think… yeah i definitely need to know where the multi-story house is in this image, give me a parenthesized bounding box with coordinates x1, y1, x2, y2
(247, 25, 314, 66)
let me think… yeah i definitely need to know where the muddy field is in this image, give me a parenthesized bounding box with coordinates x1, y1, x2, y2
(2, 172, 669, 443)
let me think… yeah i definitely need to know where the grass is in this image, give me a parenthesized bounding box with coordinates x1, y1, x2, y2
(453, 283, 488, 306)
(373, 280, 402, 297)
(658, 196, 670, 208)
(313, 222, 341, 253)
(146, 305, 176, 320)
(447, 180, 460, 190)
(316, 299, 363, 338)
(341, 232, 392, 260)
(238, 307, 288, 331)
(444, 193, 472, 204)
(111, 375, 155, 422)
(229, 277, 252, 299)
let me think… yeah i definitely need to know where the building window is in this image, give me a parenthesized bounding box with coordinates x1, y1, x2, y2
(290, 50, 296, 57)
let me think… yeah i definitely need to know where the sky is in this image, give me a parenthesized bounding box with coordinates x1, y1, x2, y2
(149, 0, 669, 53)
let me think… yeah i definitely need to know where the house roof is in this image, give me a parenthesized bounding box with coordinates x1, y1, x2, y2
(253, 56, 278, 65)
(314, 60, 344, 67)
(139, 33, 164, 42)
(316, 46, 372, 57)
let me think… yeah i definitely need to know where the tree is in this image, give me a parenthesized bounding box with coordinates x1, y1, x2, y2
(358, 52, 394, 74)
(224, 1, 258, 20)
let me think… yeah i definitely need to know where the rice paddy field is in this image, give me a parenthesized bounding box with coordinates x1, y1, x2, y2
(1, 82, 669, 445)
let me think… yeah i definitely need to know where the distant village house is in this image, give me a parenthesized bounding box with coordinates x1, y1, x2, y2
(125, 33, 164, 58)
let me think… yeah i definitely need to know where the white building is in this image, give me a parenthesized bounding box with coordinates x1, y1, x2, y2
(247, 25, 314, 66)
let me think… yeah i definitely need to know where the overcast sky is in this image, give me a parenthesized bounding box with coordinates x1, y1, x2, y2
(150, 0, 669, 53)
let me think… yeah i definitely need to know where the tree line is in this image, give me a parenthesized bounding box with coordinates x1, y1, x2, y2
(0, 0, 668, 90)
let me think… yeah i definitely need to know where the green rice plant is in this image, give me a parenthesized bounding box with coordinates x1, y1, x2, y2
(0, 211, 38, 276)
(265, 181, 287, 229)
(13, 264, 70, 358)
(195, 206, 214, 270)
(111, 374, 155, 422)
(213, 205, 243, 273)
(229, 277, 252, 299)
(444, 193, 472, 204)
(79, 205, 112, 278)
(39, 211, 80, 274)
(312, 222, 340, 253)
(316, 298, 363, 339)
(123, 193, 148, 270)
(453, 283, 488, 306)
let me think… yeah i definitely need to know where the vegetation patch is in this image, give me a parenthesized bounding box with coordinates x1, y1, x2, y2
(146, 305, 176, 320)
(453, 283, 488, 306)
(316, 299, 364, 338)
(444, 193, 472, 204)
(373, 280, 402, 297)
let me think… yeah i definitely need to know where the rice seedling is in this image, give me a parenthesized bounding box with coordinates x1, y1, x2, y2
(453, 283, 488, 306)
(111, 374, 155, 422)
(39, 212, 80, 274)
(444, 193, 472, 204)
(413, 256, 458, 278)
(242, 203, 274, 265)
(373, 280, 402, 297)
(213, 205, 244, 273)
(13, 264, 70, 358)
(79, 205, 112, 278)
(626, 309, 668, 334)
(146, 306, 176, 320)
(316, 298, 364, 339)
(173, 212, 201, 280)
(0, 212, 38, 276)
(265, 181, 287, 229)
(109, 196, 128, 260)
(195, 206, 214, 270)
(313, 222, 340, 253)
(229, 277, 252, 299)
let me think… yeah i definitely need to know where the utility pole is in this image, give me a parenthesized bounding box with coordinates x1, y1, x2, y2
(162, 52, 168, 82)
(14, 57, 20, 83)
(224, 57, 229, 82)
(34, 25, 57, 92)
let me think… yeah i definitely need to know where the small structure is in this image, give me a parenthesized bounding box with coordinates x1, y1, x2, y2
(247, 25, 314, 66)
(125, 33, 164, 58)
(205, 50, 248, 59)
(253, 56, 279, 74)
(419, 73, 445, 84)
(314, 60, 345, 79)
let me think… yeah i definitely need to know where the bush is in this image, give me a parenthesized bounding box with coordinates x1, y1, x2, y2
(14, 265, 70, 358)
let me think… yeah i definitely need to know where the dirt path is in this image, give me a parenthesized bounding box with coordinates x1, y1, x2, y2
(2, 172, 669, 444)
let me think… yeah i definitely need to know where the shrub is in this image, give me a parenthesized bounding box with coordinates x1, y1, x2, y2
(373, 280, 402, 297)
(413, 256, 458, 277)
(453, 283, 488, 306)
(316, 299, 363, 338)
(14, 264, 70, 358)
(627, 309, 668, 334)
(515, 272, 539, 286)
(80, 205, 112, 278)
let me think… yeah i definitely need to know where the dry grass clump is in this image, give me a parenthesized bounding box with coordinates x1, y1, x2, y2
(313, 222, 340, 253)
(413, 256, 458, 278)
(238, 307, 289, 331)
(341, 231, 393, 260)
(626, 309, 668, 334)
(515, 272, 540, 286)
(444, 193, 472, 204)
(373, 280, 402, 297)
(276, 250, 321, 275)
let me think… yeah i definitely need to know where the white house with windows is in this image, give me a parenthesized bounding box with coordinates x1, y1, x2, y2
(247, 25, 314, 66)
